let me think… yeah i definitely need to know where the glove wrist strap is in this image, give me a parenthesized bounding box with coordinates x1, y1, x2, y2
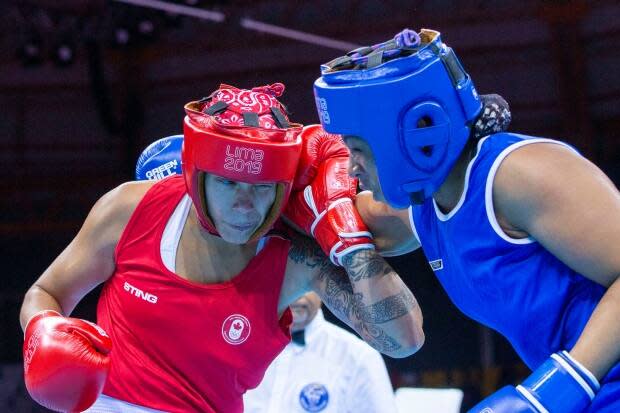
(558, 351, 600, 391)
(518, 351, 599, 413)
(331, 243, 375, 266)
(24, 310, 62, 337)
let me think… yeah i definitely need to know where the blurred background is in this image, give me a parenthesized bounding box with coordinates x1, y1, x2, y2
(1, 0, 619, 411)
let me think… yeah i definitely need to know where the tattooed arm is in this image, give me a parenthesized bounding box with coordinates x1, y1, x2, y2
(286, 232, 424, 358)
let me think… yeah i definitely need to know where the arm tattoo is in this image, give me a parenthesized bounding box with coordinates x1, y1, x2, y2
(355, 290, 417, 324)
(287, 232, 325, 268)
(288, 231, 418, 354)
(316, 267, 404, 352)
(317, 251, 417, 353)
(354, 322, 402, 353)
(320, 266, 356, 320)
(341, 249, 392, 282)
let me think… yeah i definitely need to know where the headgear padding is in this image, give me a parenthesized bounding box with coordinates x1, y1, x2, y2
(183, 83, 303, 241)
(314, 29, 482, 207)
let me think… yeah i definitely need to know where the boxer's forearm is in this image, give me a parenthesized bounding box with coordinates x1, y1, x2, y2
(569, 277, 620, 380)
(310, 247, 423, 357)
(20, 285, 65, 331)
(340, 249, 424, 357)
(294, 232, 424, 357)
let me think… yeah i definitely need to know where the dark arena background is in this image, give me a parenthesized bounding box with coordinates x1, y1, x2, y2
(1, 1, 619, 412)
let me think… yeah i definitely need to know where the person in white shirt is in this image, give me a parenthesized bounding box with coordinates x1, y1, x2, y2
(244, 292, 397, 413)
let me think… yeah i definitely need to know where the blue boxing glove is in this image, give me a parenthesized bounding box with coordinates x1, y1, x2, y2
(135, 135, 183, 181)
(468, 351, 599, 413)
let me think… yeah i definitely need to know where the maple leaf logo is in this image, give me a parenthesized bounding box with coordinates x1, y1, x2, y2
(221, 314, 251, 345)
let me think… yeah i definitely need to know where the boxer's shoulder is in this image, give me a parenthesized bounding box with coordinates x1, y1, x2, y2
(99, 181, 154, 217)
(84, 181, 156, 244)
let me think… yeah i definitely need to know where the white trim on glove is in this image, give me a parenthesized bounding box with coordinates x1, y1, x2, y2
(515, 385, 550, 413)
(560, 351, 600, 391)
(551, 353, 598, 399)
(330, 242, 376, 266)
(304, 186, 320, 220)
(340, 231, 373, 239)
(24, 310, 62, 338)
(306, 188, 355, 236)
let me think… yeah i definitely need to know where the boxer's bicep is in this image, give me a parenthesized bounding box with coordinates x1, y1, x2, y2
(495, 143, 620, 286)
(355, 191, 420, 256)
(31, 182, 150, 315)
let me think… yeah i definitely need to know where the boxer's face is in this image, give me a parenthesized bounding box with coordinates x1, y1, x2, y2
(204, 173, 277, 244)
(290, 292, 322, 332)
(343, 135, 385, 202)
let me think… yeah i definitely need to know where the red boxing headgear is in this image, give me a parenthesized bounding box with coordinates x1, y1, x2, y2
(183, 83, 303, 241)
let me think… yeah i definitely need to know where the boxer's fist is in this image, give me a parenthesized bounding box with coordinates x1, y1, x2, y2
(291, 124, 350, 190)
(23, 310, 112, 412)
(284, 125, 374, 266)
(468, 351, 598, 413)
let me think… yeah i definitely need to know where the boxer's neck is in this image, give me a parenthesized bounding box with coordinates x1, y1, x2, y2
(432, 140, 477, 214)
(175, 206, 259, 284)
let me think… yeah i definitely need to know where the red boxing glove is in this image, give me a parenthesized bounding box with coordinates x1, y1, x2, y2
(285, 125, 374, 266)
(23, 310, 112, 412)
(290, 124, 351, 191)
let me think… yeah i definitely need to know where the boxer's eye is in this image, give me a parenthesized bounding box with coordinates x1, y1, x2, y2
(217, 178, 235, 186)
(255, 184, 274, 191)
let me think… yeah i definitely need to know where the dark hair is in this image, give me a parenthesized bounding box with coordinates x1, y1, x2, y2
(471, 94, 512, 140)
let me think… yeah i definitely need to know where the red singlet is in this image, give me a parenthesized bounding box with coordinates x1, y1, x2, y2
(97, 176, 292, 413)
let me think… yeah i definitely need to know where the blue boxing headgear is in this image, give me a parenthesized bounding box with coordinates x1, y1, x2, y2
(314, 29, 482, 207)
(135, 135, 183, 181)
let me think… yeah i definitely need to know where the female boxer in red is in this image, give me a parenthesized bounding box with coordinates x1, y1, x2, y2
(19, 83, 423, 413)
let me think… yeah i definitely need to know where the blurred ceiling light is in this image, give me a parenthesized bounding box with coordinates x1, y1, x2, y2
(18, 34, 44, 66)
(53, 39, 76, 66)
(114, 26, 131, 45)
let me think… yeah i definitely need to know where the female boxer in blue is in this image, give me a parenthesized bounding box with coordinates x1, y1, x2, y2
(314, 28, 620, 412)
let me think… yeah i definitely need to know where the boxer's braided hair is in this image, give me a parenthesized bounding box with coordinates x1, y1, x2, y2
(472, 94, 512, 140)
